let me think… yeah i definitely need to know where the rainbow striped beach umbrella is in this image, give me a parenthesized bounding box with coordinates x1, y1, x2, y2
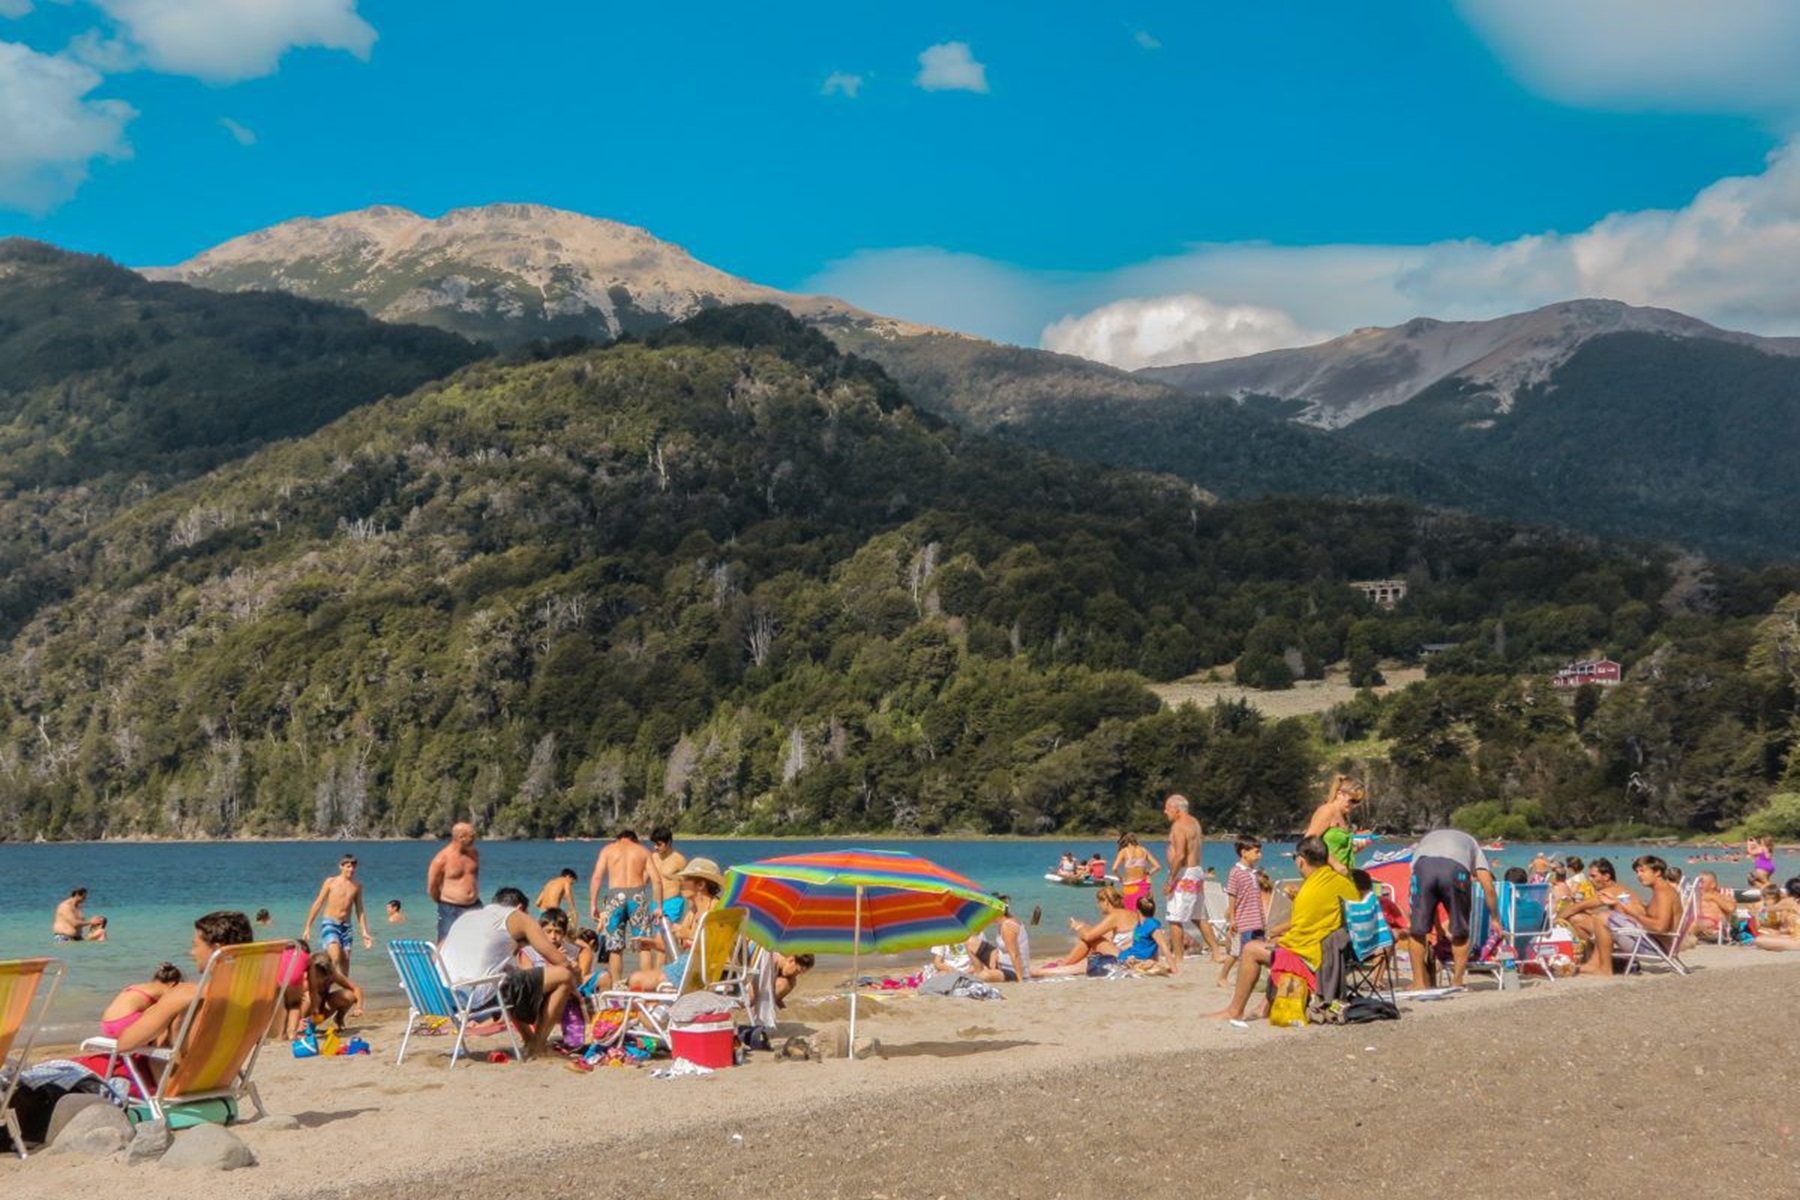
(720, 849, 1006, 1056)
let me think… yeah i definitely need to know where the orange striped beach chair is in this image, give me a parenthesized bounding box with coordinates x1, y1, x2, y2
(2, 957, 65, 1157)
(82, 940, 293, 1124)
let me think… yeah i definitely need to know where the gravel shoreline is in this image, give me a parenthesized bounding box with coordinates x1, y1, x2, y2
(9, 948, 1797, 1199)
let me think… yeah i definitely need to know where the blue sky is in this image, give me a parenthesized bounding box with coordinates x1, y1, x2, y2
(5, 2, 1800, 363)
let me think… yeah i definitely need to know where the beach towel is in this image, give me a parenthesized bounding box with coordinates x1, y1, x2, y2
(1268, 946, 1317, 1028)
(919, 972, 1001, 1000)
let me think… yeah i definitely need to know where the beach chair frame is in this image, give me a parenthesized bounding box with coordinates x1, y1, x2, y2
(594, 906, 748, 1051)
(1340, 894, 1398, 1007)
(388, 939, 523, 1069)
(1, 957, 65, 1158)
(1468, 881, 1558, 988)
(81, 940, 293, 1125)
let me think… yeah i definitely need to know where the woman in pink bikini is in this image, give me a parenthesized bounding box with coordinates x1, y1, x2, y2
(1111, 833, 1161, 916)
(97, 962, 184, 1044)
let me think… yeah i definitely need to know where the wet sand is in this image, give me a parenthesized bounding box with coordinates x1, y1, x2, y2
(7, 945, 1797, 1198)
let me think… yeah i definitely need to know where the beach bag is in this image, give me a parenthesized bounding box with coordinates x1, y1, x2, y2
(1268, 973, 1310, 1028)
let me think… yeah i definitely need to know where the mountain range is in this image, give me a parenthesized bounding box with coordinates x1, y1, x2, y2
(2, 238, 1797, 842)
(1139, 299, 1800, 428)
(144, 203, 1800, 558)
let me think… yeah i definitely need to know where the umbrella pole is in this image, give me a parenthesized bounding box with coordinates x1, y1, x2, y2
(850, 884, 862, 1061)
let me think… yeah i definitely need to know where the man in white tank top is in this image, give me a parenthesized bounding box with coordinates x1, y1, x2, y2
(439, 885, 576, 1060)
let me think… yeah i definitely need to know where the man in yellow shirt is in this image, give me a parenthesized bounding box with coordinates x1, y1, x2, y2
(1211, 836, 1358, 1022)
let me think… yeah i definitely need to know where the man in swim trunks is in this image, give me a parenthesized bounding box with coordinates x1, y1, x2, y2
(650, 826, 688, 899)
(52, 887, 105, 942)
(1164, 794, 1224, 968)
(589, 829, 661, 984)
(1400, 828, 1505, 987)
(428, 822, 483, 942)
(302, 854, 375, 973)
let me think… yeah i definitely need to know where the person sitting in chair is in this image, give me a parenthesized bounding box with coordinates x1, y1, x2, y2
(1211, 837, 1358, 1021)
(439, 886, 576, 1060)
(112, 911, 254, 1056)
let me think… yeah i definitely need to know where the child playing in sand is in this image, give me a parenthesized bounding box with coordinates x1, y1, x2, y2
(98, 962, 183, 1043)
(772, 953, 816, 1007)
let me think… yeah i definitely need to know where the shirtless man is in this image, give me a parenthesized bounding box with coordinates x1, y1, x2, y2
(52, 888, 105, 942)
(301, 854, 375, 972)
(1163, 795, 1223, 967)
(1561, 857, 1658, 976)
(1692, 870, 1738, 941)
(589, 829, 661, 983)
(427, 822, 482, 942)
(534, 868, 578, 915)
(650, 827, 687, 900)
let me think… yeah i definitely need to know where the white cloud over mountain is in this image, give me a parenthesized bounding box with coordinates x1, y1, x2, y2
(0, 40, 134, 211)
(88, 0, 376, 82)
(1043, 295, 1326, 369)
(822, 71, 862, 98)
(810, 140, 1800, 364)
(915, 42, 987, 94)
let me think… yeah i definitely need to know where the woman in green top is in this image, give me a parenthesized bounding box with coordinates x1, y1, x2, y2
(1304, 774, 1364, 874)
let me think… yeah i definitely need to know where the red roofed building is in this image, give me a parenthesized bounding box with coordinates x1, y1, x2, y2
(1552, 658, 1622, 688)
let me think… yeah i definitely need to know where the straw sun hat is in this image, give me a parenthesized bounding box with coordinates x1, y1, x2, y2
(678, 857, 727, 888)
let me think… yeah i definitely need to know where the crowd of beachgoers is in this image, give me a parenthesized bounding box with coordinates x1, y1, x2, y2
(9, 779, 1798, 1170)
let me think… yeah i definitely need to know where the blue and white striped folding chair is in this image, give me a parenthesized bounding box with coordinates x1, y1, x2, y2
(1501, 881, 1558, 981)
(388, 939, 521, 1069)
(1341, 892, 1397, 1006)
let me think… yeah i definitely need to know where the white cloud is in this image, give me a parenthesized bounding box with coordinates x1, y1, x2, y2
(1043, 295, 1326, 369)
(89, 0, 376, 83)
(0, 2, 34, 19)
(0, 39, 134, 212)
(1134, 30, 1160, 51)
(806, 139, 1800, 363)
(1458, 0, 1800, 121)
(821, 71, 862, 99)
(915, 41, 987, 94)
(219, 116, 255, 145)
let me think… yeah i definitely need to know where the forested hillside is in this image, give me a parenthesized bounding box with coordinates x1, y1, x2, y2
(0, 305, 1757, 842)
(0, 240, 485, 634)
(1341, 332, 1800, 558)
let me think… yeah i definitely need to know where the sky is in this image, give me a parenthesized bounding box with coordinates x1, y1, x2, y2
(3, 1, 1800, 366)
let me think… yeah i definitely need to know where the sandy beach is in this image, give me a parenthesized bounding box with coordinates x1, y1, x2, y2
(6, 942, 1798, 1199)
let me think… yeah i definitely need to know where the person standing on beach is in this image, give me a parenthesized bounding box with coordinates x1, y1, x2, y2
(650, 826, 688, 899)
(428, 822, 482, 942)
(1400, 828, 1505, 987)
(52, 887, 106, 942)
(302, 854, 375, 973)
(1163, 795, 1224, 968)
(589, 830, 660, 984)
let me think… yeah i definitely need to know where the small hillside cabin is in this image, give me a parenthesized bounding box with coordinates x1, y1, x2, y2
(1551, 658, 1622, 688)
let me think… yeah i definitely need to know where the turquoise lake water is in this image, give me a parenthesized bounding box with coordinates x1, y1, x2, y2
(3, 836, 1787, 1037)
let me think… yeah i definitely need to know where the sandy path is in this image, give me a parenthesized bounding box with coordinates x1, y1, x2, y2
(7, 946, 1796, 1198)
